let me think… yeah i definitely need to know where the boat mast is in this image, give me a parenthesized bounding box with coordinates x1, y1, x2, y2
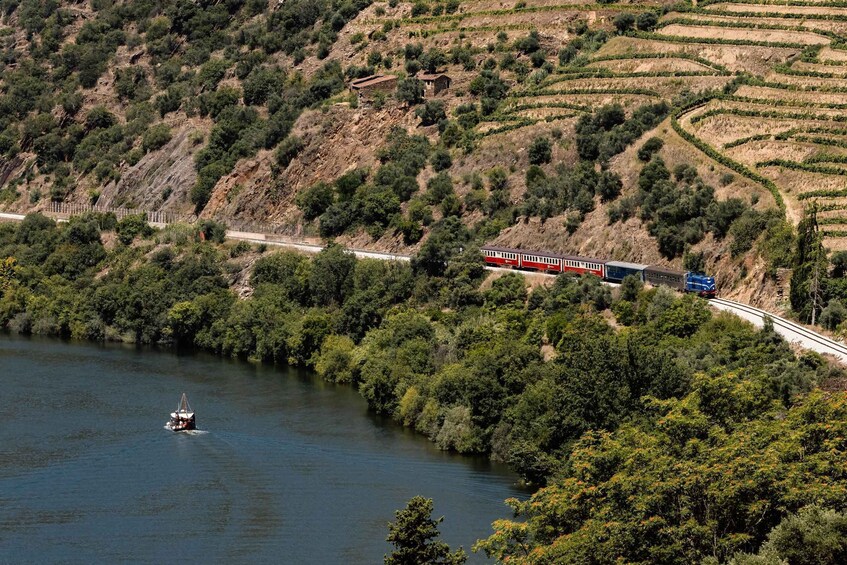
(179, 393, 190, 414)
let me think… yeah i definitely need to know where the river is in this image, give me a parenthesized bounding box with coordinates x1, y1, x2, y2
(0, 335, 528, 563)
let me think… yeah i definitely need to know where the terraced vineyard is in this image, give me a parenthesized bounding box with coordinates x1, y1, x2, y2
(343, 0, 847, 248)
(660, 0, 847, 247)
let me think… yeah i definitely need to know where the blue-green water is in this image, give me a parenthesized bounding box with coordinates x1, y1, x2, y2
(0, 335, 527, 563)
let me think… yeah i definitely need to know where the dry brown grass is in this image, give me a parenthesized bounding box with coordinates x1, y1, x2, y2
(792, 61, 847, 75)
(586, 57, 714, 72)
(760, 163, 847, 194)
(545, 74, 732, 95)
(688, 114, 809, 149)
(667, 12, 847, 35)
(509, 108, 577, 120)
(819, 46, 847, 62)
(622, 118, 772, 207)
(657, 23, 830, 45)
(734, 85, 847, 105)
(761, 73, 847, 88)
(594, 36, 798, 74)
(724, 139, 828, 164)
(706, 2, 847, 16)
(509, 92, 660, 110)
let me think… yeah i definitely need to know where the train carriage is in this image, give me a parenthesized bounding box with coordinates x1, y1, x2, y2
(560, 255, 606, 279)
(520, 252, 563, 273)
(481, 246, 521, 268)
(604, 261, 648, 283)
(644, 265, 686, 291)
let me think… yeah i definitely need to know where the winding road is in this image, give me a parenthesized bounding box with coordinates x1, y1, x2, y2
(3, 211, 846, 363)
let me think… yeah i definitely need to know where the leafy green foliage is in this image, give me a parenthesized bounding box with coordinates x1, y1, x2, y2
(479, 384, 847, 563)
(527, 136, 552, 165)
(576, 102, 670, 163)
(468, 70, 509, 115)
(296, 182, 335, 220)
(141, 124, 172, 153)
(627, 157, 755, 259)
(397, 77, 424, 106)
(613, 12, 635, 33)
(732, 506, 847, 565)
(385, 496, 467, 565)
(116, 214, 154, 245)
(521, 161, 622, 223)
(637, 136, 663, 162)
(415, 100, 446, 126)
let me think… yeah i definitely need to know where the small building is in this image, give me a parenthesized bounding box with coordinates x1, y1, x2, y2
(349, 75, 398, 102)
(418, 73, 451, 96)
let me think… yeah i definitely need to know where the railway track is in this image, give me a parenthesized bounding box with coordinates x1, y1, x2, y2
(711, 298, 847, 363)
(5, 210, 846, 362)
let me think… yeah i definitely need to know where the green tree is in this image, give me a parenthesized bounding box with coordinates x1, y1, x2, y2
(296, 182, 335, 220)
(528, 136, 552, 165)
(309, 243, 356, 306)
(385, 496, 467, 565)
(613, 12, 635, 33)
(116, 214, 154, 245)
(637, 137, 663, 162)
(142, 123, 172, 152)
(430, 148, 452, 172)
(733, 506, 847, 565)
(416, 100, 446, 126)
(791, 206, 827, 324)
(636, 11, 659, 31)
(397, 77, 424, 106)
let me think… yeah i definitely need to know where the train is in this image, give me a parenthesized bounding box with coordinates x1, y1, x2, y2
(481, 245, 716, 298)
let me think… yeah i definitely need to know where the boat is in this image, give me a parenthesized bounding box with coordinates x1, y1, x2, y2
(166, 393, 196, 432)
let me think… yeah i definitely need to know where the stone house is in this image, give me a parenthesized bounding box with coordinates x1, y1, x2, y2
(349, 75, 398, 102)
(418, 73, 451, 96)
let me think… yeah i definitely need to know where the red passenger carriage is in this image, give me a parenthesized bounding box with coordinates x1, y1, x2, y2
(481, 246, 521, 268)
(481, 246, 606, 279)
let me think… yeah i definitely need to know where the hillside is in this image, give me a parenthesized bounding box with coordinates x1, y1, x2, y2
(3, 0, 847, 312)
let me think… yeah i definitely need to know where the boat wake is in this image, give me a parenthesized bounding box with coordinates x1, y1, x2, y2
(163, 426, 208, 435)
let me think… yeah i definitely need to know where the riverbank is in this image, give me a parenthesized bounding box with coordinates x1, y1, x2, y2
(1, 213, 843, 490)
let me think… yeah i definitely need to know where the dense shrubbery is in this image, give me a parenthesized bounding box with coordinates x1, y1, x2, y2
(478, 375, 847, 563)
(576, 102, 670, 162)
(615, 156, 784, 260)
(521, 161, 622, 225)
(292, 128, 436, 239)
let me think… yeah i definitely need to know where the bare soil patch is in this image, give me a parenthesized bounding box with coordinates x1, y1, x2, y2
(657, 23, 830, 45)
(546, 75, 732, 96)
(586, 57, 715, 72)
(818, 46, 847, 62)
(594, 36, 798, 74)
(735, 85, 847, 105)
(707, 2, 847, 16)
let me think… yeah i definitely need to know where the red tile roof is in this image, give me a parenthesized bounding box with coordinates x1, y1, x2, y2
(350, 75, 397, 89)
